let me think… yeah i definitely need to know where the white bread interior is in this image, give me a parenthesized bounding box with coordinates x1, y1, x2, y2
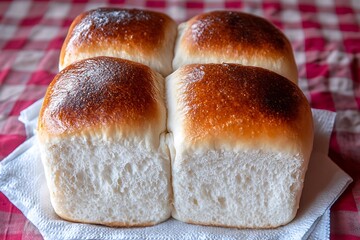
(38, 57, 171, 227)
(166, 63, 314, 228)
(40, 133, 171, 227)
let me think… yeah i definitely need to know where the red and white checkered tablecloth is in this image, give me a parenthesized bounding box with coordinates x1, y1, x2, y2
(0, 0, 359, 239)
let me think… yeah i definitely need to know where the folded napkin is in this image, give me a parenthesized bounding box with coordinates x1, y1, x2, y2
(0, 101, 352, 240)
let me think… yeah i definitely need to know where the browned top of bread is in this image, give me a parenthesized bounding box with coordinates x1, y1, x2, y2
(182, 11, 291, 58)
(59, 8, 176, 67)
(38, 56, 163, 137)
(172, 63, 312, 154)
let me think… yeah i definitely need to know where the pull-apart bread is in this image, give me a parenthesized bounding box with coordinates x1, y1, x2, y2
(166, 63, 313, 228)
(173, 11, 298, 83)
(38, 7, 314, 229)
(37, 57, 171, 227)
(59, 8, 177, 76)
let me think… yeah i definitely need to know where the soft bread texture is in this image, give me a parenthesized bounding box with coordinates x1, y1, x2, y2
(38, 56, 171, 227)
(173, 11, 298, 83)
(59, 8, 177, 76)
(40, 7, 312, 229)
(166, 63, 313, 228)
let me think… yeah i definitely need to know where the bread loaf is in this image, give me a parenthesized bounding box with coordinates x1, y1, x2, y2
(38, 7, 314, 229)
(38, 56, 171, 227)
(166, 63, 313, 228)
(59, 8, 177, 76)
(173, 11, 298, 83)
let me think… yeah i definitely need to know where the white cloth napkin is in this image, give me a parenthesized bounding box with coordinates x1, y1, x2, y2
(0, 101, 352, 240)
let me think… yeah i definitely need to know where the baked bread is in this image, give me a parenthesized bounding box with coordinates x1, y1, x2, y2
(38, 56, 171, 227)
(59, 8, 177, 76)
(173, 11, 298, 83)
(40, 7, 310, 229)
(166, 63, 313, 228)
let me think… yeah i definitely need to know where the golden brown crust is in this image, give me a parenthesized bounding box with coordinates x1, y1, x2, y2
(184, 219, 283, 229)
(182, 11, 292, 59)
(39, 56, 161, 137)
(176, 64, 312, 152)
(56, 212, 158, 227)
(60, 8, 176, 67)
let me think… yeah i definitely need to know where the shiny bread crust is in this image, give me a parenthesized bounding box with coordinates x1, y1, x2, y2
(167, 63, 313, 157)
(38, 56, 164, 138)
(174, 11, 298, 83)
(59, 8, 177, 75)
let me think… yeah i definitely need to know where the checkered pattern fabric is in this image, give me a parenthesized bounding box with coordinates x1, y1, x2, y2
(0, 0, 359, 239)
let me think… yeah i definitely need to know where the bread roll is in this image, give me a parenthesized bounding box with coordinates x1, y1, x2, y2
(59, 8, 177, 76)
(166, 63, 313, 228)
(173, 11, 298, 83)
(38, 56, 171, 227)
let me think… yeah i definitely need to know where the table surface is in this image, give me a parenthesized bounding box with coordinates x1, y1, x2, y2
(0, 0, 359, 239)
